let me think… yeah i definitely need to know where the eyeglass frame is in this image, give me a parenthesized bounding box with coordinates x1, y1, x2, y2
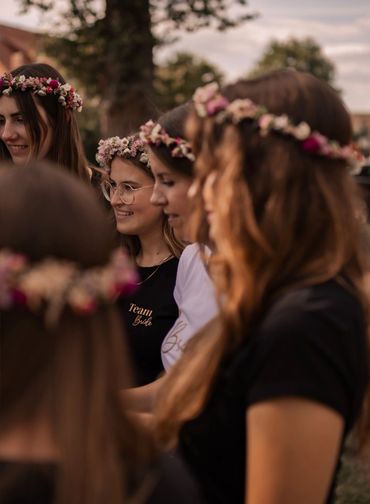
(101, 179, 154, 205)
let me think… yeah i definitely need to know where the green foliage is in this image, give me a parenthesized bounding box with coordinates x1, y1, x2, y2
(154, 51, 224, 112)
(249, 37, 336, 85)
(18, 1, 254, 99)
(76, 102, 101, 164)
(151, 0, 256, 34)
(33, 1, 155, 102)
(17, 0, 255, 135)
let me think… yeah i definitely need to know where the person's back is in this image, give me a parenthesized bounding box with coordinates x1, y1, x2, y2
(0, 162, 202, 504)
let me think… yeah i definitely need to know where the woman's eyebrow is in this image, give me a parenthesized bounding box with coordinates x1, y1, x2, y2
(0, 112, 22, 118)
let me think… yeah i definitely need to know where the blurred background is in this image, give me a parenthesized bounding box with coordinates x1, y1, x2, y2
(0, 0, 369, 167)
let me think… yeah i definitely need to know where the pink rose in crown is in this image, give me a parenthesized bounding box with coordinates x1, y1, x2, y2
(117, 281, 138, 297)
(48, 80, 60, 89)
(11, 289, 27, 306)
(259, 114, 274, 131)
(75, 299, 97, 315)
(207, 97, 229, 115)
(302, 135, 322, 153)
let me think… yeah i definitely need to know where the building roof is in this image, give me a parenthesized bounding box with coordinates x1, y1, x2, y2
(0, 23, 41, 73)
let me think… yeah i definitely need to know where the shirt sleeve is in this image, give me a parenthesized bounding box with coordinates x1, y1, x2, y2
(243, 289, 367, 426)
(161, 244, 218, 370)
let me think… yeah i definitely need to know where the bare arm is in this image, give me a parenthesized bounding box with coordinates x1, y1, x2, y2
(122, 376, 165, 413)
(246, 397, 344, 504)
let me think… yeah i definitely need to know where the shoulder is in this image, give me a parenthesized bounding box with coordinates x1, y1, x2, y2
(176, 243, 212, 293)
(179, 243, 203, 267)
(239, 281, 368, 426)
(258, 280, 364, 341)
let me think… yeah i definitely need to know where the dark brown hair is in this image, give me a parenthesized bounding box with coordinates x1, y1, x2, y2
(0, 162, 155, 503)
(148, 103, 194, 178)
(0, 63, 89, 181)
(155, 69, 370, 448)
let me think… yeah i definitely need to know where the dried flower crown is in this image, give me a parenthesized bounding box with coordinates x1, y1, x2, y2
(140, 120, 195, 162)
(96, 135, 149, 169)
(0, 73, 83, 112)
(0, 248, 138, 326)
(193, 82, 363, 166)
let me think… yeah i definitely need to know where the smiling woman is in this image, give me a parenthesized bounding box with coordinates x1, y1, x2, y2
(96, 134, 183, 385)
(0, 63, 89, 180)
(0, 96, 51, 162)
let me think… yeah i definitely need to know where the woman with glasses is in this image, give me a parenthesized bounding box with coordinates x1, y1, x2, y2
(96, 134, 183, 386)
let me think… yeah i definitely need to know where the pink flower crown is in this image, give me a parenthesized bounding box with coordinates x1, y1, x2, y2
(140, 120, 195, 162)
(193, 82, 363, 166)
(96, 135, 149, 169)
(0, 73, 83, 112)
(0, 248, 138, 327)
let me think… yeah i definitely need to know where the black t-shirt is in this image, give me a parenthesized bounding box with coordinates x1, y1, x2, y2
(0, 453, 203, 504)
(179, 280, 369, 504)
(118, 257, 179, 385)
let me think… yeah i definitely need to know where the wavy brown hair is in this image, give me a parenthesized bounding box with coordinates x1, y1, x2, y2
(0, 162, 155, 504)
(0, 63, 89, 181)
(155, 69, 370, 448)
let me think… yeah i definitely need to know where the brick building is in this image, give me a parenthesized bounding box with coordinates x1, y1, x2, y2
(0, 23, 41, 73)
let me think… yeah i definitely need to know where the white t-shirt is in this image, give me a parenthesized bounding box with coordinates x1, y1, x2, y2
(161, 243, 218, 370)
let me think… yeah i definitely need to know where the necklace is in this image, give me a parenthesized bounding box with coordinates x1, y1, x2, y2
(136, 254, 173, 286)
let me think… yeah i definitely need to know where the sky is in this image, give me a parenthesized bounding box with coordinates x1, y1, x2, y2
(0, 0, 369, 112)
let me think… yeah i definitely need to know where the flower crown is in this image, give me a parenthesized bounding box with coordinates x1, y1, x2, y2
(96, 135, 149, 169)
(0, 248, 137, 327)
(140, 120, 195, 162)
(0, 73, 83, 112)
(193, 82, 362, 166)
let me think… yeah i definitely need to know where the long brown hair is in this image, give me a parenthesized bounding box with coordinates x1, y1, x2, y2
(0, 162, 155, 503)
(0, 63, 89, 181)
(155, 69, 370, 447)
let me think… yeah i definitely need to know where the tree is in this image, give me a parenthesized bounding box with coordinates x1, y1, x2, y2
(249, 37, 336, 85)
(154, 51, 224, 112)
(18, 0, 256, 136)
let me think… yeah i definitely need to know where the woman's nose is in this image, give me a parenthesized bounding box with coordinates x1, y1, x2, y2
(150, 184, 166, 206)
(1, 122, 17, 142)
(110, 188, 122, 207)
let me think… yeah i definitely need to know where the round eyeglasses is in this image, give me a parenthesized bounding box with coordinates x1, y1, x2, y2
(101, 180, 154, 205)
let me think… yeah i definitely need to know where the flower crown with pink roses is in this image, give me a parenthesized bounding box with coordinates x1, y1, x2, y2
(96, 135, 149, 169)
(193, 82, 362, 166)
(0, 248, 137, 327)
(0, 73, 83, 112)
(140, 120, 195, 162)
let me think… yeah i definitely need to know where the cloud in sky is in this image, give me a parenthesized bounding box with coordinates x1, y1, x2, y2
(0, 0, 369, 112)
(156, 1, 370, 112)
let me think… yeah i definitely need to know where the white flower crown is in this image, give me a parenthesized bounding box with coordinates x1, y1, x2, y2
(140, 120, 195, 162)
(0, 73, 83, 112)
(96, 135, 149, 169)
(0, 248, 138, 327)
(193, 82, 363, 167)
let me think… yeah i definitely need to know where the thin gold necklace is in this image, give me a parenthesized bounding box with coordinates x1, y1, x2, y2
(136, 254, 173, 286)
